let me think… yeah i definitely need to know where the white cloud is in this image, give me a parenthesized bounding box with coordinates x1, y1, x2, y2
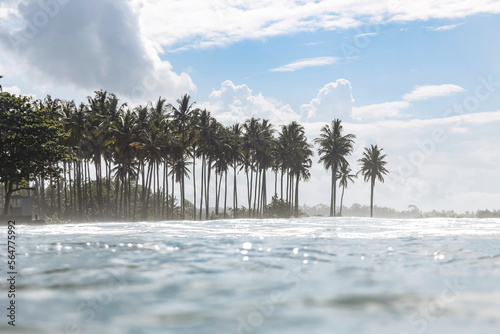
(427, 23, 464, 31)
(270, 57, 339, 72)
(133, 0, 500, 50)
(302, 110, 500, 211)
(350, 83, 466, 121)
(201, 80, 300, 126)
(300, 79, 354, 122)
(403, 84, 466, 101)
(1, 85, 22, 95)
(352, 101, 411, 120)
(0, 0, 195, 102)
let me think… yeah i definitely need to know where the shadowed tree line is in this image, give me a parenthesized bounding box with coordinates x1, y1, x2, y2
(1, 88, 389, 221)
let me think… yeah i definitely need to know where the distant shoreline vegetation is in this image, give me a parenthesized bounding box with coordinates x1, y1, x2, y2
(301, 203, 500, 219)
(1, 89, 490, 223)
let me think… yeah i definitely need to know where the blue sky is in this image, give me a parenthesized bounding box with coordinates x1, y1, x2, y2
(1, 0, 500, 211)
(165, 13, 500, 118)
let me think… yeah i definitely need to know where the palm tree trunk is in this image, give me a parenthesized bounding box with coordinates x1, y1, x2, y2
(274, 169, 277, 197)
(144, 163, 153, 220)
(280, 169, 284, 201)
(119, 175, 124, 219)
(233, 164, 238, 218)
(206, 160, 211, 219)
(246, 168, 252, 215)
(171, 169, 175, 220)
(57, 175, 62, 219)
(257, 168, 262, 217)
(262, 169, 268, 215)
(294, 174, 300, 218)
(152, 163, 156, 219)
(215, 170, 219, 216)
(193, 152, 197, 221)
(224, 170, 228, 219)
(77, 161, 83, 218)
(95, 158, 102, 216)
(87, 161, 92, 215)
(340, 185, 345, 216)
(181, 171, 185, 220)
(253, 168, 259, 217)
(162, 162, 167, 220)
(134, 162, 140, 220)
(107, 159, 111, 215)
(165, 162, 169, 220)
(115, 177, 120, 219)
(199, 156, 205, 220)
(370, 178, 375, 218)
(156, 161, 160, 220)
(216, 172, 223, 216)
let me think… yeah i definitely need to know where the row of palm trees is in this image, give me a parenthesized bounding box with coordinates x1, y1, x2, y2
(2, 87, 389, 220)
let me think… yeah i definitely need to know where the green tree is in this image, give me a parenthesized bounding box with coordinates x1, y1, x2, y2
(314, 119, 355, 217)
(0, 93, 70, 215)
(358, 144, 389, 218)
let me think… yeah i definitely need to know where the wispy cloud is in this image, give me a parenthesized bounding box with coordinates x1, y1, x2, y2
(270, 56, 339, 72)
(352, 101, 411, 120)
(427, 23, 464, 31)
(301, 41, 327, 46)
(403, 84, 466, 101)
(353, 32, 378, 38)
(135, 0, 500, 50)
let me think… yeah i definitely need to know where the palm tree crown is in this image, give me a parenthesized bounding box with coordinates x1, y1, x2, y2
(358, 144, 389, 217)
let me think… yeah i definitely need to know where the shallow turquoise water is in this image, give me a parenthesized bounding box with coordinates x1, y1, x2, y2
(1, 217, 500, 333)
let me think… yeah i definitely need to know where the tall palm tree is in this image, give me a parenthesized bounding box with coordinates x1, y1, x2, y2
(290, 126, 313, 218)
(358, 144, 389, 218)
(109, 109, 139, 220)
(171, 94, 196, 219)
(229, 124, 242, 218)
(338, 163, 356, 216)
(188, 109, 201, 220)
(314, 119, 355, 217)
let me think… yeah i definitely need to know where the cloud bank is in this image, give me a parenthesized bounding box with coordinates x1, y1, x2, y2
(0, 0, 194, 101)
(201, 80, 299, 126)
(134, 0, 500, 50)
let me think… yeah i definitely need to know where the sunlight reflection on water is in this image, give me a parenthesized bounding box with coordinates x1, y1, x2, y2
(1, 217, 500, 333)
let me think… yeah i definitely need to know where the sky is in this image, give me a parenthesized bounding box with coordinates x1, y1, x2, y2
(1, 0, 500, 212)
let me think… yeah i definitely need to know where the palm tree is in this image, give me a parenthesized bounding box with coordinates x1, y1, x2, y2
(358, 144, 389, 218)
(314, 119, 355, 217)
(277, 122, 312, 218)
(109, 109, 139, 220)
(188, 110, 201, 220)
(229, 124, 242, 218)
(338, 163, 356, 216)
(171, 94, 196, 219)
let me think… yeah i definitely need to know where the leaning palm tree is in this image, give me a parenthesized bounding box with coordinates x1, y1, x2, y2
(338, 162, 356, 216)
(358, 144, 389, 218)
(314, 119, 355, 217)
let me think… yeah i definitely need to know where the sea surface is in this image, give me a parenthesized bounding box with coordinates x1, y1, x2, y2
(1, 217, 500, 334)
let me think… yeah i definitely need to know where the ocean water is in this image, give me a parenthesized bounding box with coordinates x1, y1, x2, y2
(2, 217, 500, 334)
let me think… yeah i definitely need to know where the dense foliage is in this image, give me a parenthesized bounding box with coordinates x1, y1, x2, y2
(0, 89, 389, 221)
(0, 93, 70, 215)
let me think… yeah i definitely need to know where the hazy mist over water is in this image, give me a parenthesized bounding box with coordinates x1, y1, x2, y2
(2, 217, 500, 333)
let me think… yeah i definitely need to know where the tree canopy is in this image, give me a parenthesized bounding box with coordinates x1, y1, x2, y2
(0, 92, 70, 214)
